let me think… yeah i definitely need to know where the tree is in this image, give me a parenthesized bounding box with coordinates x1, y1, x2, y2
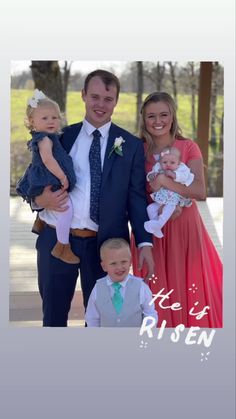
(30, 61, 72, 113)
(168, 62, 178, 106)
(156, 62, 166, 91)
(182, 62, 199, 139)
(189, 62, 197, 139)
(210, 62, 220, 146)
(219, 112, 224, 153)
(136, 62, 143, 132)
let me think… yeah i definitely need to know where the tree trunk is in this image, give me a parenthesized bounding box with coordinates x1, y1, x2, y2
(168, 62, 178, 107)
(219, 111, 224, 152)
(156, 62, 165, 90)
(30, 61, 69, 112)
(189, 62, 196, 138)
(136, 61, 143, 132)
(210, 62, 219, 146)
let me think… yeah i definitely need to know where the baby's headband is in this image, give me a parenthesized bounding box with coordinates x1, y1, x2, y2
(28, 89, 46, 108)
(160, 149, 170, 157)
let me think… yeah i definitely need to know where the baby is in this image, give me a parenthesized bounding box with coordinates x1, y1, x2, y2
(144, 146, 194, 238)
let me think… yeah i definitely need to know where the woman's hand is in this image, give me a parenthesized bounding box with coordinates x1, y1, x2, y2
(170, 205, 183, 220)
(34, 185, 69, 212)
(165, 169, 176, 179)
(149, 173, 166, 192)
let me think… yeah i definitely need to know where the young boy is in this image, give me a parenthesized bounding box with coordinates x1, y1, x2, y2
(85, 238, 158, 327)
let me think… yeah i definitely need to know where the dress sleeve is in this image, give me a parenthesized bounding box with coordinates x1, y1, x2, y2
(186, 140, 202, 161)
(29, 132, 57, 151)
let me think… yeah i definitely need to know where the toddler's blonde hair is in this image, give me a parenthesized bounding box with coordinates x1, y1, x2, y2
(25, 95, 63, 132)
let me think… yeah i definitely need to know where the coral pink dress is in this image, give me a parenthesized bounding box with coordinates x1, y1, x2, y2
(131, 138, 223, 328)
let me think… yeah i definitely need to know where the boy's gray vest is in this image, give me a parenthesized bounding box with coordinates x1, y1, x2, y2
(95, 275, 143, 327)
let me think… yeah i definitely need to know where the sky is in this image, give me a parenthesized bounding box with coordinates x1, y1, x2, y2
(11, 60, 128, 76)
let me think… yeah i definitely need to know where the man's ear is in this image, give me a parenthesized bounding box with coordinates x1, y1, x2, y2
(81, 89, 86, 102)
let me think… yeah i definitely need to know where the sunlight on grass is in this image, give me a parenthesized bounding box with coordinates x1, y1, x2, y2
(11, 89, 223, 142)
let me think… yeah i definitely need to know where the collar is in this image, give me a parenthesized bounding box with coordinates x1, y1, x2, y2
(106, 274, 130, 287)
(83, 119, 111, 139)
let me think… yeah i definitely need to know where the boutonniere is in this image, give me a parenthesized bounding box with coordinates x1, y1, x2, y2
(108, 136, 125, 158)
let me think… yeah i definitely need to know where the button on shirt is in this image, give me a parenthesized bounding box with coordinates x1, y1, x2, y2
(39, 119, 111, 230)
(85, 274, 158, 327)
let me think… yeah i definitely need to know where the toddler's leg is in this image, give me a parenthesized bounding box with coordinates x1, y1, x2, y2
(51, 197, 80, 264)
(144, 204, 176, 238)
(56, 197, 73, 244)
(147, 202, 160, 220)
(157, 204, 176, 228)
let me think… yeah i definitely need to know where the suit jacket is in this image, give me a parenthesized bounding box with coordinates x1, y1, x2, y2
(61, 122, 152, 247)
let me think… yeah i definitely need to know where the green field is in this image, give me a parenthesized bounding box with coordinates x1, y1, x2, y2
(11, 89, 224, 143)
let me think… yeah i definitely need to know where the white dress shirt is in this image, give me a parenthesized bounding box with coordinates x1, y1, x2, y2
(39, 119, 111, 230)
(38, 119, 152, 248)
(85, 274, 158, 327)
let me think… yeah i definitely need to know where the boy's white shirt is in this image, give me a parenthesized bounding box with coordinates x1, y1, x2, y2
(85, 274, 158, 327)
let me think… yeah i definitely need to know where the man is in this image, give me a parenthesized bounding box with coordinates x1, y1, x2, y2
(34, 69, 154, 326)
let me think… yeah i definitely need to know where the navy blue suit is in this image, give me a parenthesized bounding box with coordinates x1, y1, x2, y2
(36, 122, 152, 326)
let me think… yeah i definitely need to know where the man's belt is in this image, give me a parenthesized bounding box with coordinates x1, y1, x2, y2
(47, 224, 97, 238)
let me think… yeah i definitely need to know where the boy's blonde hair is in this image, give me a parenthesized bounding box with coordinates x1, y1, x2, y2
(25, 94, 63, 132)
(100, 238, 131, 259)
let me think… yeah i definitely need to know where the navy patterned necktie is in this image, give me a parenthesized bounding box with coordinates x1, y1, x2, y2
(89, 129, 102, 224)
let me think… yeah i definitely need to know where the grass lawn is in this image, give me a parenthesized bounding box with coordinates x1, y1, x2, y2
(11, 89, 223, 143)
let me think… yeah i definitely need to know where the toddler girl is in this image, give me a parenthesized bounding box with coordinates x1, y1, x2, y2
(16, 89, 79, 264)
(144, 146, 194, 238)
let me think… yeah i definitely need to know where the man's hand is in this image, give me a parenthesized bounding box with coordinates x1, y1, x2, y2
(138, 246, 155, 283)
(34, 185, 69, 212)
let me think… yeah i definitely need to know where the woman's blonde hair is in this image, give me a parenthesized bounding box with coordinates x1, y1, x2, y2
(139, 92, 184, 156)
(25, 96, 63, 132)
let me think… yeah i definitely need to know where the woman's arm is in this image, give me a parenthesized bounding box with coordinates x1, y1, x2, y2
(38, 136, 69, 189)
(150, 158, 206, 200)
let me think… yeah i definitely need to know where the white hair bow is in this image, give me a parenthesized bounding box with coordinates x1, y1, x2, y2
(28, 89, 46, 108)
(160, 149, 170, 157)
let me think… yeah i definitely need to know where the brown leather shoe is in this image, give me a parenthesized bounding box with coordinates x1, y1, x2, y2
(51, 241, 80, 264)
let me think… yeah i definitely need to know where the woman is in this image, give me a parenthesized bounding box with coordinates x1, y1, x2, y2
(132, 92, 222, 328)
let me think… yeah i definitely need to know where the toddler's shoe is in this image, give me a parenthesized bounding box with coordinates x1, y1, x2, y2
(51, 241, 80, 264)
(144, 220, 164, 238)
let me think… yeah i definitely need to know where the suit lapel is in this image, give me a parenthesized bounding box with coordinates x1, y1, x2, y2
(60, 122, 122, 185)
(102, 123, 122, 186)
(60, 122, 83, 153)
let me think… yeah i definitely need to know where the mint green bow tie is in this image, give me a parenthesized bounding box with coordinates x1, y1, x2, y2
(112, 282, 123, 314)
